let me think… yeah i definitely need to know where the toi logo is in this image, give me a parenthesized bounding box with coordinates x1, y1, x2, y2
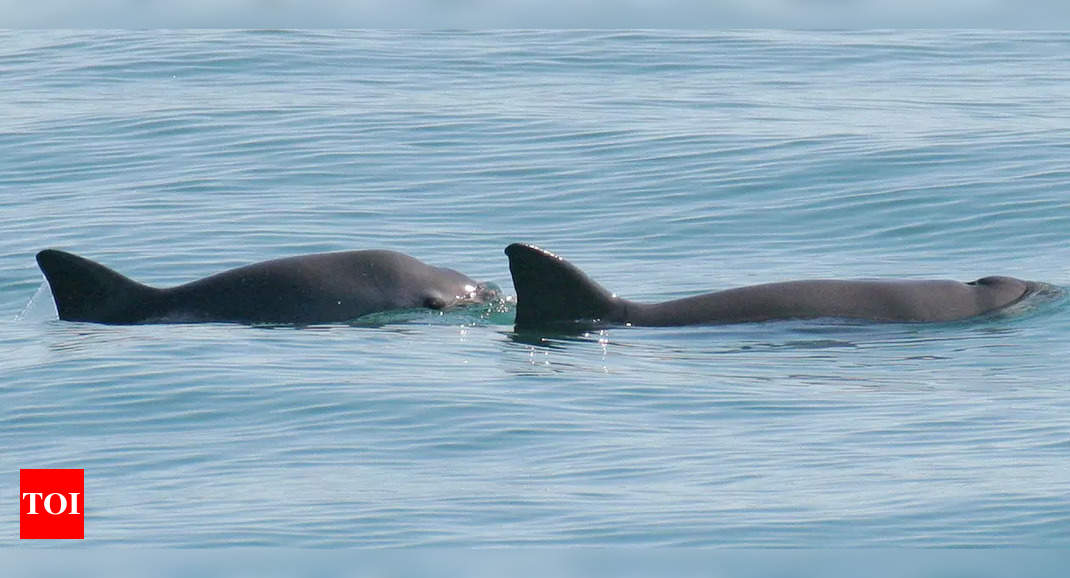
(20, 469, 84, 539)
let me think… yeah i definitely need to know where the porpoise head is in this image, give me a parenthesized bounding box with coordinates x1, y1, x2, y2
(966, 275, 1037, 312)
(419, 265, 500, 310)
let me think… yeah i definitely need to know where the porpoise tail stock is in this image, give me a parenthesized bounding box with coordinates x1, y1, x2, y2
(36, 249, 499, 325)
(505, 243, 1039, 330)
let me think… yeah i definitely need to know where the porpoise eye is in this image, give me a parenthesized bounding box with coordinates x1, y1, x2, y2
(423, 295, 447, 310)
(968, 276, 1000, 287)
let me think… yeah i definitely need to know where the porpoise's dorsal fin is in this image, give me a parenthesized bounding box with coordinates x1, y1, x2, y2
(35, 249, 162, 324)
(504, 243, 622, 328)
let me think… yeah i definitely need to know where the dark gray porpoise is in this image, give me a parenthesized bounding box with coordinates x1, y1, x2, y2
(36, 249, 498, 325)
(505, 243, 1038, 329)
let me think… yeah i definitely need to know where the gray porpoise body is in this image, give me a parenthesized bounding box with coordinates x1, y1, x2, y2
(36, 249, 498, 325)
(505, 243, 1038, 329)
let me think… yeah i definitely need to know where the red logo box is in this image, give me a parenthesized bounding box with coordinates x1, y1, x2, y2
(20, 469, 84, 539)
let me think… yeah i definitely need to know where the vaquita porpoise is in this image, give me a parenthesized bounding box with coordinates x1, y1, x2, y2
(36, 249, 499, 325)
(505, 243, 1039, 329)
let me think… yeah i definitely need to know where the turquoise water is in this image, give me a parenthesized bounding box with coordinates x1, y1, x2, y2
(3, 30, 1070, 547)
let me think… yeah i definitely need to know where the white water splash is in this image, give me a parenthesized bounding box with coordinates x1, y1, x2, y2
(13, 281, 56, 323)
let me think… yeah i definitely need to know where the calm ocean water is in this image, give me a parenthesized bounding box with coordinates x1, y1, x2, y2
(3, 29, 1070, 548)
